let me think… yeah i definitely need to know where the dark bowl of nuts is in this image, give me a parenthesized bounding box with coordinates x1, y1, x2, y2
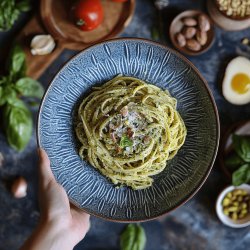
(214, 0, 250, 21)
(207, 0, 250, 31)
(170, 10, 215, 56)
(216, 184, 250, 228)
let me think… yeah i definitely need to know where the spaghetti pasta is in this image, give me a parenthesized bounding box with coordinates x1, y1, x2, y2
(75, 75, 187, 190)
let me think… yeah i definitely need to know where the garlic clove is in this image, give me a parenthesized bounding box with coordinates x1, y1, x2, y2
(30, 34, 56, 55)
(11, 176, 27, 199)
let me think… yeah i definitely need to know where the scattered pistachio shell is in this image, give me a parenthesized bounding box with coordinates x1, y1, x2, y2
(30, 34, 56, 55)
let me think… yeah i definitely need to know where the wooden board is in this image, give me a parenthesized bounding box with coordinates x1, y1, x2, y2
(16, 0, 135, 79)
(16, 16, 64, 79)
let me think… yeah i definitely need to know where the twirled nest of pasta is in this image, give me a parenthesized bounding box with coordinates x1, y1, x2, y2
(75, 75, 187, 190)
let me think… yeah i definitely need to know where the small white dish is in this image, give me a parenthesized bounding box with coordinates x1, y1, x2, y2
(216, 184, 250, 228)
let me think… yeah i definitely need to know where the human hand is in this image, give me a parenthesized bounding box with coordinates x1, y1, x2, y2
(21, 148, 90, 250)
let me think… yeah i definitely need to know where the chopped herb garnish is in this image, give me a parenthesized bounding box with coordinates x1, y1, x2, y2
(120, 135, 133, 148)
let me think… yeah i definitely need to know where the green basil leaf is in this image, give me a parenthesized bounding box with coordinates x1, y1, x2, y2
(120, 224, 146, 250)
(225, 153, 245, 171)
(120, 135, 133, 148)
(16, 0, 31, 12)
(0, 76, 8, 85)
(121, 224, 136, 250)
(232, 164, 250, 186)
(0, 86, 2, 100)
(232, 134, 250, 162)
(3, 99, 32, 151)
(0, 0, 12, 31)
(8, 44, 26, 78)
(0, 12, 3, 30)
(16, 77, 44, 98)
(134, 224, 146, 250)
(7, 98, 28, 109)
(0, 0, 30, 31)
(0, 85, 17, 106)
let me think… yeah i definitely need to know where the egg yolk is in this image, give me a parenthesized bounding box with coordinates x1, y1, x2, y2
(231, 73, 250, 94)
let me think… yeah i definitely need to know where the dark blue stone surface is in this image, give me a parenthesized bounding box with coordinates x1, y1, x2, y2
(0, 0, 250, 249)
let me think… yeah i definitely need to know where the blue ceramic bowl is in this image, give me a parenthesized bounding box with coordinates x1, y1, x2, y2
(37, 38, 220, 222)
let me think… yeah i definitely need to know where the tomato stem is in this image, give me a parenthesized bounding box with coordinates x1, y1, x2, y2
(76, 19, 85, 26)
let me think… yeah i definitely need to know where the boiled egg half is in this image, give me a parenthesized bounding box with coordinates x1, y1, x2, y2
(222, 57, 250, 105)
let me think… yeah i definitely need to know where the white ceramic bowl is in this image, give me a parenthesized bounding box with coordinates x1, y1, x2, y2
(216, 184, 250, 228)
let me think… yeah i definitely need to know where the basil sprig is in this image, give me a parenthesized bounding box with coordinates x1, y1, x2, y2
(0, 0, 30, 31)
(120, 224, 146, 250)
(0, 44, 44, 151)
(226, 134, 250, 186)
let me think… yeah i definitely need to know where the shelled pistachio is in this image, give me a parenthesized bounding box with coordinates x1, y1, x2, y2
(222, 189, 250, 220)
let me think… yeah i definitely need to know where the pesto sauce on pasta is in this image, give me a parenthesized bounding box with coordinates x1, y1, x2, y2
(75, 75, 187, 190)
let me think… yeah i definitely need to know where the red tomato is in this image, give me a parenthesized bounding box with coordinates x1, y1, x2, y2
(112, 0, 128, 2)
(73, 0, 103, 31)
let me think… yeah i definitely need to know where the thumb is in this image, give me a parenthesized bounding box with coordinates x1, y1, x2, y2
(38, 148, 70, 218)
(38, 148, 55, 187)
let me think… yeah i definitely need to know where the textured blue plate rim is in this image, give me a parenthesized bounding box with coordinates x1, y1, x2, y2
(37, 37, 220, 222)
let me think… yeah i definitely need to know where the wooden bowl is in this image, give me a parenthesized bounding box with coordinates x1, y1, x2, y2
(169, 10, 215, 56)
(213, 0, 250, 21)
(207, 0, 250, 31)
(17, 0, 135, 79)
(40, 0, 135, 50)
(219, 121, 250, 181)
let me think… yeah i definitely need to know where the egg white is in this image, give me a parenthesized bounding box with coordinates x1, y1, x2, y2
(222, 56, 250, 105)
